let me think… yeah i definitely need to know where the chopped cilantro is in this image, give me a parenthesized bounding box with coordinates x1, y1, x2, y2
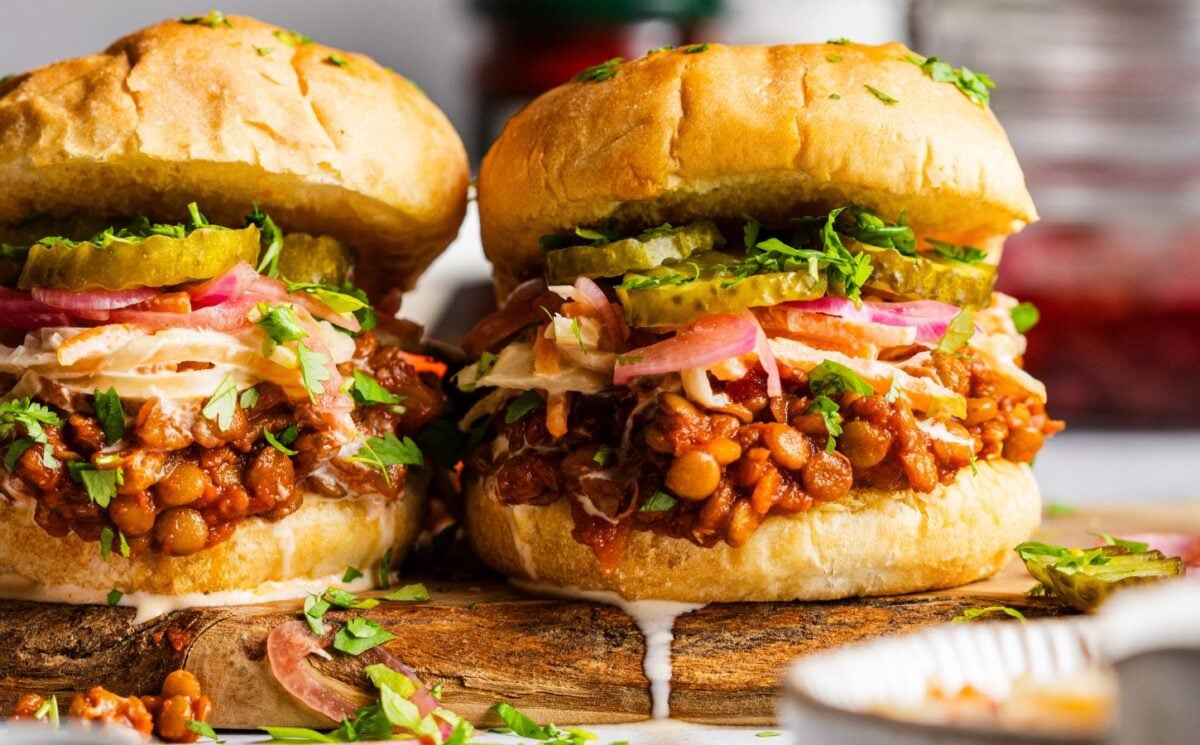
(683, 43, 710, 54)
(809, 360, 874, 397)
(303, 593, 331, 635)
(255, 46, 273, 57)
(952, 605, 1027, 624)
(93, 388, 125, 445)
(828, 37, 854, 45)
(296, 342, 331, 404)
(274, 29, 314, 47)
(326, 54, 350, 68)
(865, 84, 899, 104)
(825, 53, 843, 62)
(804, 395, 843, 452)
(504, 390, 545, 424)
(593, 447, 614, 466)
(239, 386, 260, 410)
(347, 434, 423, 486)
(69, 462, 121, 509)
(247, 205, 285, 277)
(381, 583, 430, 602)
(3, 438, 34, 472)
(264, 428, 299, 456)
(256, 304, 307, 353)
(377, 548, 393, 590)
(185, 719, 225, 743)
(98, 527, 129, 559)
(0, 397, 63, 444)
(334, 616, 396, 655)
(829, 92, 841, 99)
(351, 370, 405, 411)
(1011, 301, 1040, 334)
(906, 53, 995, 107)
(573, 58, 622, 83)
(180, 10, 231, 28)
(107, 589, 123, 606)
(34, 695, 58, 727)
(640, 490, 678, 512)
(342, 566, 364, 583)
(201, 374, 239, 430)
(936, 310, 974, 355)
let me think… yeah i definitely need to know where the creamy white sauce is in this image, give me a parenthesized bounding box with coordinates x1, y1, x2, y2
(915, 419, 974, 447)
(513, 580, 704, 719)
(0, 570, 374, 624)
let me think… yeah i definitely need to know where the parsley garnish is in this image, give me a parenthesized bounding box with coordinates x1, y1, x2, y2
(615, 261, 702, 291)
(952, 605, 1027, 624)
(342, 566, 364, 583)
(1011, 302, 1040, 334)
(201, 374, 239, 430)
(0, 397, 63, 444)
(351, 370, 406, 412)
(377, 548, 393, 590)
(284, 281, 377, 332)
(98, 526, 130, 559)
(828, 37, 854, 45)
(303, 593, 331, 635)
(683, 43, 710, 54)
(107, 589, 123, 606)
(906, 54, 995, 107)
(185, 719, 225, 744)
(347, 434, 424, 486)
(257, 303, 307, 353)
(825, 53, 843, 62)
(809, 360, 874, 397)
(33, 695, 59, 727)
(838, 206, 916, 256)
(640, 490, 678, 512)
(248, 206, 285, 277)
(326, 54, 350, 68)
(828, 92, 841, 99)
(804, 395, 843, 452)
(180, 10, 231, 28)
(297, 342, 331, 403)
(573, 58, 622, 83)
(93, 388, 125, 445)
(334, 616, 396, 655)
(274, 29, 314, 47)
(929, 239, 987, 264)
(1094, 532, 1150, 553)
(504, 390, 545, 424)
(936, 310, 974, 355)
(255, 46, 273, 57)
(865, 85, 899, 104)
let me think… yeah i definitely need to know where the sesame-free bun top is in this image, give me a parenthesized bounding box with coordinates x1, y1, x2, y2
(0, 15, 469, 293)
(479, 42, 1036, 295)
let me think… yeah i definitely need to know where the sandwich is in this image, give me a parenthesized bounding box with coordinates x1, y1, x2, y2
(0, 14, 469, 604)
(460, 41, 1062, 601)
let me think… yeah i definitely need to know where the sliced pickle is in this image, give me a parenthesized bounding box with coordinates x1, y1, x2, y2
(18, 227, 261, 291)
(617, 252, 828, 328)
(1020, 545, 1185, 612)
(278, 233, 356, 285)
(849, 242, 997, 309)
(545, 222, 722, 286)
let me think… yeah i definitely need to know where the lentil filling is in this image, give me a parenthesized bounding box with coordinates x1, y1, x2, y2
(470, 350, 1062, 572)
(1, 331, 445, 557)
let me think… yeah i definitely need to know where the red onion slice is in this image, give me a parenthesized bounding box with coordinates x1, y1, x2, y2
(267, 621, 360, 722)
(573, 276, 625, 346)
(188, 262, 260, 307)
(744, 311, 782, 397)
(31, 287, 157, 312)
(110, 296, 258, 331)
(614, 313, 758, 385)
(782, 297, 963, 344)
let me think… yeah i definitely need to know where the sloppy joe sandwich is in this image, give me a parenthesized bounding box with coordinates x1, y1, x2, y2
(0, 14, 469, 603)
(461, 42, 1062, 601)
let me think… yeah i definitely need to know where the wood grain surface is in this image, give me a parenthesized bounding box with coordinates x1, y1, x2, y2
(1, 505, 1196, 728)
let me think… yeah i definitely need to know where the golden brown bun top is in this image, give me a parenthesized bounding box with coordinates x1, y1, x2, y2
(0, 15, 469, 293)
(479, 42, 1036, 295)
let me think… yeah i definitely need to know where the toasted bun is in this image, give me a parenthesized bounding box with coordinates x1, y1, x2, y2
(0, 483, 423, 599)
(479, 42, 1036, 295)
(0, 15, 469, 293)
(466, 459, 1039, 602)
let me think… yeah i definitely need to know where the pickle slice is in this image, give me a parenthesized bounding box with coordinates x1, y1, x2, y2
(849, 242, 997, 308)
(18, 227, 261, 291)
(1019, 544, 1185, 612)
(617, 252, 828, 328)
(278, 233, 356, 285)
(545, 222, 722, 286)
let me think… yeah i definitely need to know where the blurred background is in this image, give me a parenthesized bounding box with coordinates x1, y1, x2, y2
(3, 1, 1198, 499)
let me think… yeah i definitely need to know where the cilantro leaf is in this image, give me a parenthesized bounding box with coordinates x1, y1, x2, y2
(573, 58, 622, 83)
(936, 310, 975, 355)
(248, 206, 284, 277)
(640, 490, 678, 513)
(347, 434, 423, 486)
(504, 390, 545, 424)
(257, 304, 308, 349)
(69, 462, 121, 508)
(351, 370, 405, 410)
(264, 429, 299, 456)
(201, 374, 239, 430)
(4, 437, 34, 472)
(683, 43, 710, 54)
(273, 29, 313, 47)
(185, 719, 225, 744)
(334, 617, 396, 655)
(239, 386, 260, 409)
(93, 388, 125, 445)
(952, 605, 1027, 624)
(342, 566, 364, 583)
(303, 593, 331, 635)
(1011, 301, 1040, 334)
(381, 583, 430, 602)
(0, 397, 63, 443)
(906, 53, 995, 107)
(1093, 532, 1150, 553)
(107, 589, 123, 606)
(804, 395, 843, 452)
(296, 342, 331, 404)
(809, 360, 874, 397)
(325, 54, 350, 68)
(180, 10, 231, 28)
(865, 84, 899, 104)
(490, 702, 554, 739)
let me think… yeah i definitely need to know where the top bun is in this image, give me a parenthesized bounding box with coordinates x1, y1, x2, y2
(0, 15, 469, 294)
(479, 42, 1036, 295)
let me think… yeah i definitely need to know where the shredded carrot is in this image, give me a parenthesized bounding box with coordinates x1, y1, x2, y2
(533, 330, 560, 375)
(545, 391, 570, 438)
(755, 308, 916, 358)
(397, 351, 448, 378)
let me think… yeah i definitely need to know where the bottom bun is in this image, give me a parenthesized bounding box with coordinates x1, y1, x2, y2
(0, 480, 425, 602)
(467, 459, 1039, 602)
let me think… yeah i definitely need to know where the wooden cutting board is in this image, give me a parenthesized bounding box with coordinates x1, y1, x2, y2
(1, 505, 1195, 728)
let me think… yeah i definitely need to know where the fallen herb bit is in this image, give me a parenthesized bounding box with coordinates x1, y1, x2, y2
(952, 605, 1027, 624)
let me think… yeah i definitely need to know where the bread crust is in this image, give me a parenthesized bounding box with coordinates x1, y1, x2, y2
(479, 42, 1036, 295)
(0, 482, 424, 598)
(466, 459, 1039, 601)
(0, 15, 469, 294)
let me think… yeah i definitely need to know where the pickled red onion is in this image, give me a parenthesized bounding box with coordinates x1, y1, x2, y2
(744, 311, 782, 397)
(573, 276, 625, 346)
(783, 297, 962, 343)
(614, 313, 757, 385)
(31, 286, 157, 311)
